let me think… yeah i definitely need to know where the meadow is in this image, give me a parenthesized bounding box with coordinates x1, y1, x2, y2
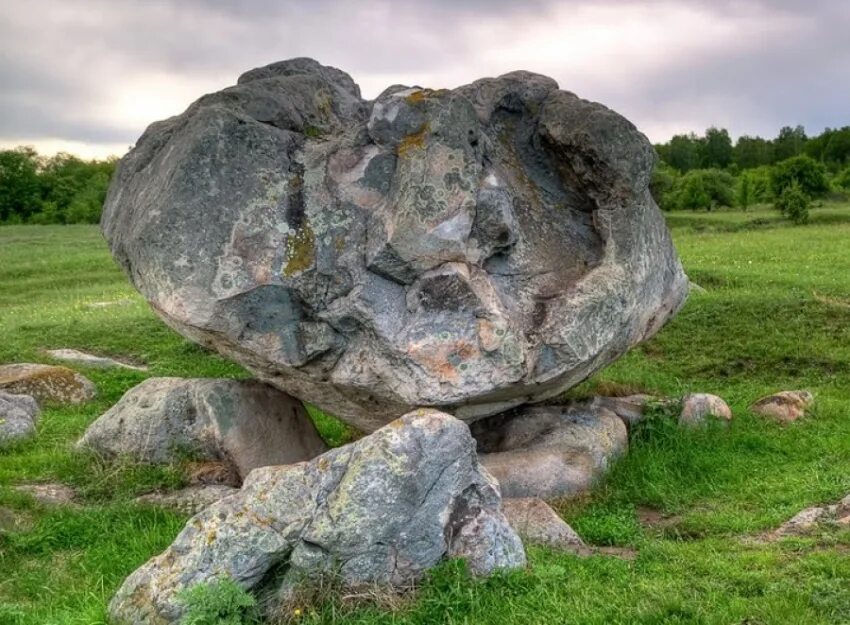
(1, 204, 849, 624)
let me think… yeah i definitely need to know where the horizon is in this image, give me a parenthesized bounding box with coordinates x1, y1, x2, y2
(1, 0, 848, 161)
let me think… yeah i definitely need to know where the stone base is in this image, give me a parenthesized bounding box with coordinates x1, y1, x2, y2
(471, 400, 631, 499)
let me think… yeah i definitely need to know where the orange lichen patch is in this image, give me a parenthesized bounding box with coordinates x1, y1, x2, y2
(282, 224, 316, 277)
(407, 338, 481, 384)
(397, 123, 429, 158)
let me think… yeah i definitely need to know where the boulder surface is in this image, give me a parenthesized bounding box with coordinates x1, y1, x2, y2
(109, 409, 525, 624)
(0, 391, 40, 444)
(78, 378, 327, 479)
(102, 58, 688, 431)
(0, 364, 95, 405)
(471, 403, 628, 499)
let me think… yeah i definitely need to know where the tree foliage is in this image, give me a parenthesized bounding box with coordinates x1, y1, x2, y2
(0, 147, 116, 224)
(770, 155, 829, 198)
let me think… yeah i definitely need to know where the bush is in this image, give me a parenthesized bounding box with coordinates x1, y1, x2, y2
(670, 169, 735, 211)
(774, 181, 810, 224)
(650, 163, 678, 210)
(178, 578, 259, 625)
(834, 166, 850, 192)
(770, 155, 828, 198)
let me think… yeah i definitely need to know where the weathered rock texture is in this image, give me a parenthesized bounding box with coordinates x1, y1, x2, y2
(0, 364, 95, 405)
(502, 497, 588, 553)
(102, 58, 688, 431)
(46, 348, 148, 371)
(679, 393, 732, 427)
(78, 378, 327, 479)
(471, 403, 628, 499)
(135, 485, 240, 516)
(109, 410, 525, 624)
(751, 390, 813, 424)
(0, 391, 40, 444)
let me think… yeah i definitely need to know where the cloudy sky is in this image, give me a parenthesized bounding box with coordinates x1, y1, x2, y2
(1, 0, 847, 159)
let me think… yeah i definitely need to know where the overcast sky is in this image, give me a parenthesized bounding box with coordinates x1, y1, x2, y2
(1, 0, 847, 159)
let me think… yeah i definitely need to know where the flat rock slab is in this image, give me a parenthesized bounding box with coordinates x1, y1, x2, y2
(46, 349, 148, 371)
(78, 378, 328, 480)
(101, 57, 688, 431)
(109, 409, 525, 624)
(136, 485, 240, 516)
(14, 483, 77, 506)
(0, 391, 40, 444)
(751, 390, 813, 424)
(0, 363, 96, 405)
(502, 498, 589, 554)
(768, 494, 850, 539)
(472, 403, 628, 499)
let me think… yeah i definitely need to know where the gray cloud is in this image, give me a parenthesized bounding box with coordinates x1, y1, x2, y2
(1, 0, 847, 156)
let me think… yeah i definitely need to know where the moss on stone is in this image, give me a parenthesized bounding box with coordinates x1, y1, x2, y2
(282, 225, 316, 277)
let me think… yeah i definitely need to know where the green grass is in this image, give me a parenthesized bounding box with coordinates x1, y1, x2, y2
(1, 204, 849, 624)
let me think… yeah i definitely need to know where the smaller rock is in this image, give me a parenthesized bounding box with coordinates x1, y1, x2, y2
(751, 390, 813, 424)
(14, 483, 77, 506)
(0, 391, 40, 444)
(0, 363, 96, 405)
(86, 299, 135, 309)
(78, 378, 328, 480)
(771, 494, 850, 538)
(46, 349, 148, 371)
(679, 393, 732, 427)
(136, 485, 240, 515)
(688, 281, 708, 294)
(502, 498, 589, 554)
(472, 404, 628, 499)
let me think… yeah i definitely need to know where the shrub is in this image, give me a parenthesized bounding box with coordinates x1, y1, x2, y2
(178, 578, 259, 625)
(834, 166, 850, 192)
(670, 169, 735, 211)
(774, 181, 810, 224)
(650, 163, 678, 210)
(770, 155, 828, 198)
(737, 173, 752, 210)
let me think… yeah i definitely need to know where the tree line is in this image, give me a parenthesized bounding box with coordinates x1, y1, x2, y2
(652, 125, 850, 223)
(0, 147, 116, 224)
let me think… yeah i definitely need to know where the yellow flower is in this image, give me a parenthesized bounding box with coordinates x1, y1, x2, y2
(293, 607, 303, 617)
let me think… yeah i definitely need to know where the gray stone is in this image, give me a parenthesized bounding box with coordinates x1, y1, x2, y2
(751, 390, 814, 424)
(135, 485, 240, 516)
(14, 483, 77, 506)
(679, 393, 732, 427)
(502, 498, 589, 554)
(46, 348, 148, 371)
(0, 364, 95, 405)
(471, 404, 628, 499)
(0, 391, 39, 444)
(101, 58, 688, 432)
(592, 394, 659, 426)
(78, 378, 328, 480)
(771, 493, 850, 538)
(108, 409, 525, 624)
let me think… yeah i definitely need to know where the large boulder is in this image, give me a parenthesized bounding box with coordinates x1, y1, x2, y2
(109, 409, 525, 624)
(0, 364, 95, 405)
(102, 58, 688, 431)
(78, 378, 328, 479)
(0, 391, 40, 444)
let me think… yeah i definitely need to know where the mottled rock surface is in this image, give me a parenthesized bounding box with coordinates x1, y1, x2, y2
(769, 494, 850, 538)
(0, 391, 40, 444)
(14, 483, 77, 506)
(751, 390, 813, 423)
(78, 378, 327, 480)
(0, 363, 95, 405)
(679, 393, 732, 427)
(502, 497, 588, 553)
(136, 485, 240, 516)
(109, 410, 525, 624)
(102, 58, 688, 431)
(471, 404, 628, 499)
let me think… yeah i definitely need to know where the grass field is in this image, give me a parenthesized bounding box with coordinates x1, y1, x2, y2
(1, 204, 849, 624)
